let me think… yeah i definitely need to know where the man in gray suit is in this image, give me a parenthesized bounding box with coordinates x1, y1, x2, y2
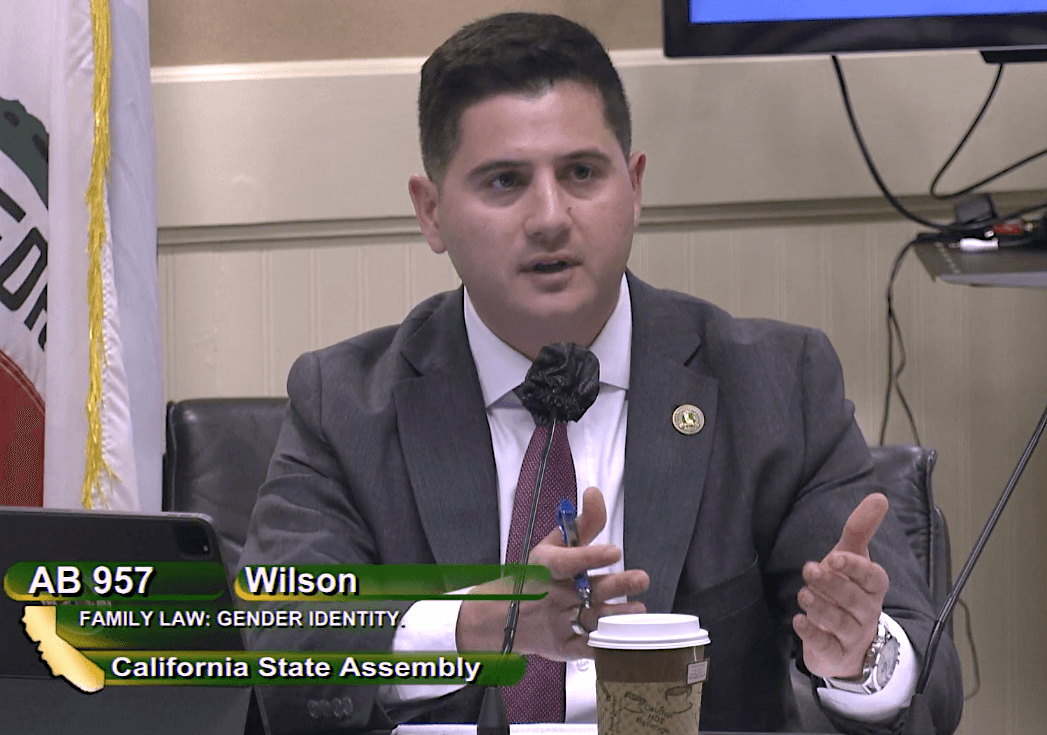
(241, 12, 962, 734)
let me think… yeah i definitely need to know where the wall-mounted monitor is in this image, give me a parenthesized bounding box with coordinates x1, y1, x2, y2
(663, 0, 1047, 58)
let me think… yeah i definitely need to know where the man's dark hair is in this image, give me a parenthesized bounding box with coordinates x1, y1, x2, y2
(418, 12, 632, 183)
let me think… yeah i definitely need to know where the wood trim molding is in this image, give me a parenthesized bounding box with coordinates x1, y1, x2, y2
(158, 191, 1047, 250)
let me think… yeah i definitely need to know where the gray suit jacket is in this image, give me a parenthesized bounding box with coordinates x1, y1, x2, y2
(241, 273, 962, 734)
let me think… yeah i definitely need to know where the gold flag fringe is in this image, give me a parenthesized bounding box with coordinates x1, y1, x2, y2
(82, 0, 114, 509)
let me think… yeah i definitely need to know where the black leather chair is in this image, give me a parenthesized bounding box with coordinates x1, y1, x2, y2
(162, 397, 288, 573)
(162, 399, 952, 732)
(791, 444, 952, 732)
(162, 398, 289, 735)
(868, 444, 951, 621)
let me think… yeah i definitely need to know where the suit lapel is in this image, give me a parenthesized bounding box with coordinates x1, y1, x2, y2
(389, 278, 719, 595)
(623, 275, 719, 613)
(393, 289, 501, 566)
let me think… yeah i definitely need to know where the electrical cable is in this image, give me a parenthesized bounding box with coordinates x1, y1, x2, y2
(929, 63, 1047, 204)
(832, 56, 952, 233)
(936, 147, 1047, 204)
(833, 53, 1013, 712)
(833, 56, 1047, 235)
(956, 598, 981, 700)
(881, 240, 984, 702)
(929, 64, 1005, 200)
(878, 239, 921, 447)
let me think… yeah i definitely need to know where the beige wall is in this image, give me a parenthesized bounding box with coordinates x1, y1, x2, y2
(149, 0, 662, 66)
(151, 6, 1047, 735)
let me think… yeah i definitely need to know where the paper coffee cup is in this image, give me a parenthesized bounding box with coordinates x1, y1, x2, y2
(588, 614, 710, 735)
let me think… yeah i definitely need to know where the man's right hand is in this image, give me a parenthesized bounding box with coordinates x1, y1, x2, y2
(456, 486, 649, 660)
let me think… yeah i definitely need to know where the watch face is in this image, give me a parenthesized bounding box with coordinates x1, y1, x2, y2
(875, 636, 902, 689)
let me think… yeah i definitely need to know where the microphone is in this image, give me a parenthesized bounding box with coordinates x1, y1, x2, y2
(903, 400, 1047, 735)
(477, 343, 599, 735)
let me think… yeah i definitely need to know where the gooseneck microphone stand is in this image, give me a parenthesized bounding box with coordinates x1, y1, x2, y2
(501, 420, 560, 655)
(478, 419, 560, 735)
(904, 399, 1047, 735)
(477, 343, 600, 735)
(479, 420, 561, 735)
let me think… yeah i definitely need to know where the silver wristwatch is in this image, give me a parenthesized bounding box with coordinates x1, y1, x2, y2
(821, 615, 901, 695)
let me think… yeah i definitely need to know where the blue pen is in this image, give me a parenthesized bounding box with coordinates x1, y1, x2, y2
(556, 498, 593, 610)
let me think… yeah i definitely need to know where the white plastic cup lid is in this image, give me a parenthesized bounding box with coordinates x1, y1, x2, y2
(587, 613, 710, 650)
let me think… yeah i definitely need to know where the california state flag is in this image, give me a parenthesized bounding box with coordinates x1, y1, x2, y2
(0, 0, 162, 510)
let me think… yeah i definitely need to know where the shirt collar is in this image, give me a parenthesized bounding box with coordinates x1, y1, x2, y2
(464, 275, 632, 408)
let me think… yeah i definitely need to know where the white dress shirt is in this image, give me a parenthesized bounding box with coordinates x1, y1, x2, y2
(381, 275, 915, 723)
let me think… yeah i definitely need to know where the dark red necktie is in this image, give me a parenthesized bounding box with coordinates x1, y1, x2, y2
(501, 421, 575, 723)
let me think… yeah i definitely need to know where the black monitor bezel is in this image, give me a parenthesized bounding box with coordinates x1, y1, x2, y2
(664, 0, 1047, 57)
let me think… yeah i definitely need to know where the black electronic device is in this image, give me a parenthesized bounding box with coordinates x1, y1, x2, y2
(0, 507, 256, 735)
(664, 0, 1047, 58)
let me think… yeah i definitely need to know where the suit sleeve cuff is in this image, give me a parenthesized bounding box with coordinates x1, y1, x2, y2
(376, 597, 466, 704)
(815, 613, 918, 723)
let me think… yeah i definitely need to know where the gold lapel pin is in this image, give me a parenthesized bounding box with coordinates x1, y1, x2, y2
(672, 404, 705, 435)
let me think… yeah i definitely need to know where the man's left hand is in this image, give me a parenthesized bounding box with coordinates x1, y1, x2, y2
(793, 493, 891, 679)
